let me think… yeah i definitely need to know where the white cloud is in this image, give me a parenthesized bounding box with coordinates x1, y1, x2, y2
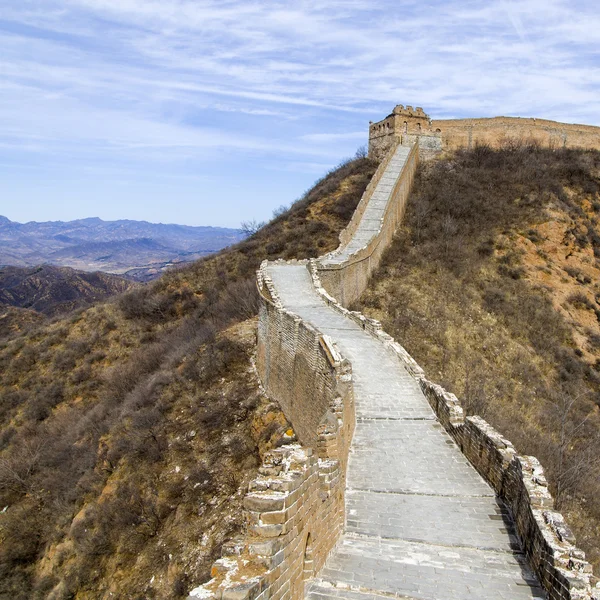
(301, 132, 366, 143)
(0, 0, 599, 224)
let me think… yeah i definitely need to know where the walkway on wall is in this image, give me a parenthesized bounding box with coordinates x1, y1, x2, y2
(322, 145, 412, 265)
(265, 145, 547, 600)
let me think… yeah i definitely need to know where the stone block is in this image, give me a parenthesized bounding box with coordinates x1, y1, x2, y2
(260, 510, 287, 525)
(244, 493, 287, 513)
(248, 538, 284, 557)
(221, 580, 262, 600)
(250, 523, 284, 538)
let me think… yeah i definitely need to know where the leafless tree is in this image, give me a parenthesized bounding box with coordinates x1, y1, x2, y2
(545, 391, 600, 508)
(355, 145, 367, 159)
(240, 219, 266, 236)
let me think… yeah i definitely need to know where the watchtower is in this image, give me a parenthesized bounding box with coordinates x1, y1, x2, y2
(368, 105, 441, 159)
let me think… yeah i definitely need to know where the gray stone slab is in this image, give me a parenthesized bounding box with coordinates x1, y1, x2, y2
(347, 420, 494, 497)
(346, 491, 520, 551)
(310, 536, 545, 600)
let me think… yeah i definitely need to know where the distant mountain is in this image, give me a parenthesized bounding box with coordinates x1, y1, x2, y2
(0, 216, 245, 280)
(0, 265, 136, 317)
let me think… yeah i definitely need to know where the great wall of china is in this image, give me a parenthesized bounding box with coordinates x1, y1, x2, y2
(189, 109, 600, 600)
(368, 105, 600, 160)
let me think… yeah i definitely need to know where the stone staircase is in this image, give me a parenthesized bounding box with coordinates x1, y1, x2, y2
(266, 143, 549, 599)
(266, 255, 545, 599)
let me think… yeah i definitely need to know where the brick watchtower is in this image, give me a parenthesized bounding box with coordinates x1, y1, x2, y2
(368, 105, 441, 160)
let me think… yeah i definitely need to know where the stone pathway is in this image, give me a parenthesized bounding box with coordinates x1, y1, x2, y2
(320, 145, 412, 266)
(265, 146, 547, 600)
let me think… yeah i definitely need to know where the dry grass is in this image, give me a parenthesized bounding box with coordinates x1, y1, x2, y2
(0, 155, 377, 599)
(356, 143, 600, 571)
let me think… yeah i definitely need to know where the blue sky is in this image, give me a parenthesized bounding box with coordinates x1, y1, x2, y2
(1, 0, 599, 228)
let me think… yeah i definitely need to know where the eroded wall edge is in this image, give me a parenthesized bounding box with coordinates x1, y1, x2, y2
(188, 263, 355, 600)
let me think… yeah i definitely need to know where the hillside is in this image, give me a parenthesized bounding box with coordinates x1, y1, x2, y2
(0, 265, 136, 318)
(0, 156, 377, 599)
(0, 307, 45, 340)
(355, 143, 600, 570)
(0, 216, 244, 280)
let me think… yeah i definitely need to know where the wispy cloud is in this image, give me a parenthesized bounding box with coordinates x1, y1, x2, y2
(0, 1, 598, 226)
(301, 132, 366, 143)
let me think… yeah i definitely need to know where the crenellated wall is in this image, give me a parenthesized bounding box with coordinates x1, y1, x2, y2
(368, 105, 600, 160)
(368, 105, 442, 160)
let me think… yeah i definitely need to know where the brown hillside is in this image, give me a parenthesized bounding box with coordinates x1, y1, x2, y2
(0, 265, 136, 317)
(0, 155, 377, 599)
(0, 306, 45, 340)
(355, 143, 600, 571)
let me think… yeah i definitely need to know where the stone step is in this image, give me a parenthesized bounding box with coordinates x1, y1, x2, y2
(312, 535, 546, 600)
(307, 581, 417, 600)
(345, 490, 520, 552)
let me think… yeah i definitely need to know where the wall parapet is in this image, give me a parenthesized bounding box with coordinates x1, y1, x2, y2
(316, 143, 419, 307)
(308, 261, 598, 600)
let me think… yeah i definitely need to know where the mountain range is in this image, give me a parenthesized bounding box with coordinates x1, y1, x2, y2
(0, 216, 244, 281)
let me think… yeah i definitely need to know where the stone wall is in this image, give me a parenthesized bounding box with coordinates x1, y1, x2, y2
(186, 140, 416, 600)
(368, 105, 600, 159)
(307, 268, 598, 600)
(188, 264, 355, 600)
(255, 260, 355, 457)
(316, 143, 419, 308)
(368, 113, 398, 160)
(188, 443, 344, 600)
(190, 128, 598, 600)
(434, 116, 600, 152)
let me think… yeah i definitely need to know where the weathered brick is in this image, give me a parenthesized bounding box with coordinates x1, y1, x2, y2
(243, 493, 287, 513)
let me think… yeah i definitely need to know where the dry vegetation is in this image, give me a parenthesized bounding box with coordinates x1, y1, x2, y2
(355, 143, 600, 570)
(0, 265, 136, 318)
(0, 306, 45, 341)
(0, 155, 377, 599)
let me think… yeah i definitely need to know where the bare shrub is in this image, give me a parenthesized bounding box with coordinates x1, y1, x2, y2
(118, 287, 177, 322)
(240, 219, 266, 236)
(219, 278, 261, 320)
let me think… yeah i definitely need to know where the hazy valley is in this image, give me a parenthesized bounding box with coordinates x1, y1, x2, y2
(0, 216, 244, 282)
(0, 265, 136, 321)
